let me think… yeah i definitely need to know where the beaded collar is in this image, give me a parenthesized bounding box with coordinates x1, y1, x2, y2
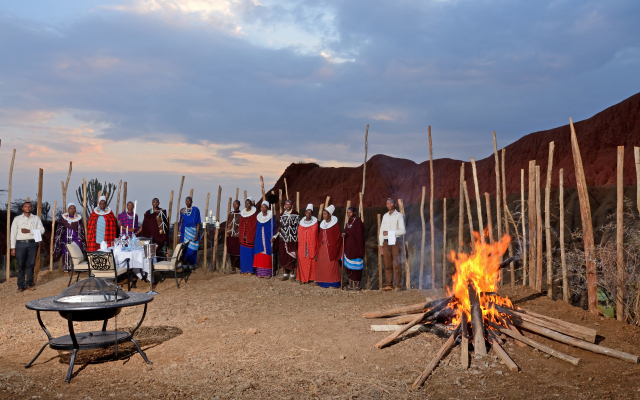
(62, 213, 81, 223)
(299, 216, 318, 228)
(93, 207, 112, 216)
(241, 206, 256, 217)
(319, 215, 338, 229)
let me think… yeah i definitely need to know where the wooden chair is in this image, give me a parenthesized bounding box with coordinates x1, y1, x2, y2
(154, 243, 187, 289)
(87, 250, 132, 291)
(66, 242, 89, 287)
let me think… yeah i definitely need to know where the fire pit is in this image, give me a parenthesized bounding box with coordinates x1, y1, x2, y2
(25, 277, 154, 383)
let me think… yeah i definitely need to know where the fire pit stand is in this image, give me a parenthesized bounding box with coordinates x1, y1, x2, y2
(25, 281, 154, 383)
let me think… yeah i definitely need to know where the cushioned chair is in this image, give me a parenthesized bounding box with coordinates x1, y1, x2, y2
(154, 243, 186, 289)
(66, 242, 90, 287)
(87, 250, 132, 291)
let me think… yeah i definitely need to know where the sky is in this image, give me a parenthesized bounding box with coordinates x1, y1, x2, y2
(1, 0, 639, 220)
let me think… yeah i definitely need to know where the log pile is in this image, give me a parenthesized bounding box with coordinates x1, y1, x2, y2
(362, 234, 640, 389)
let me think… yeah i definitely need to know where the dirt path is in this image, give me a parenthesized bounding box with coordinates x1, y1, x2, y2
(1, 271, 639, 399)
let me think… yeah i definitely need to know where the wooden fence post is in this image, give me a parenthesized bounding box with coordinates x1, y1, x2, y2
(535, 165, 543, 292)
(493, 133, 503, 259)
(82, 179, 88, 241)
(501, 149, 514, 285)
(235, 188, 239, 200)
(470, 158, 484, 245)
(463, 181, 474, 245)
(279, 189, 283, 214)
(377, 213, 382, 290)
(617, 146, 624, 321)
(244, 190, 247, 202)
(212, 186, 222, 270)
(173, 176, 185, 250)
(49, 201, 56, 271)
(115, 180, 122, 216)
(569, 118, 597, 314)
(442, 197, 447, 288)
(545, 142, 555, 298)
(62, 162, 72, 210)
(635, 147, 640, 217)
(260, 176, 265, 201)
(222, 197, 232, 272)
(458, 163, 465, 253)
(35, 168, 43, 278)
(296, 192, 300, 213)
(560, 169, 567, 302)
(204, 192, 210, 270)
(398, 199, 410, 290)
(362, 124, 369, 205)
(318, 204, 324, 220)
(528, 161, 536, 289)
(122, 182, 128, 212)
(521, 168, 527, 286)
(420, 186, 426, 289)
(485, 193, 494, 245)
(284, 178, 289, 200)
(6, 149, 16, 281)
(429, 126, 435, 289)
(167, 190, 174, 252)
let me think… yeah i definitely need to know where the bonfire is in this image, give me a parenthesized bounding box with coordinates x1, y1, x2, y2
(362, 232, 640, 389)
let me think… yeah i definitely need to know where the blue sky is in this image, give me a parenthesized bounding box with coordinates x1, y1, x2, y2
(1, 0, 639, 216)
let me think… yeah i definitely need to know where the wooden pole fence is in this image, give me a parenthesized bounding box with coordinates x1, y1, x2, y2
(429, 126, 435, 289)
(470, 158, 484, 245)
(617, 146, 624, 321)
(442, 197, 447, 288)
(49, 201, 56, 271)
(212, 186, 222, 270)
(560, 169, 568, 302)
(545, 142, 555, 297)
(420, 186, 426, 290)
(521, 168, 527, 286)
(458, 163, 465, 253)
(6, 148, 15, 282)
(502, 149, 514, 285)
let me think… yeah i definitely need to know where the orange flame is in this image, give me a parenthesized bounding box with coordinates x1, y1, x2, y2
(447, 231, 513, 325)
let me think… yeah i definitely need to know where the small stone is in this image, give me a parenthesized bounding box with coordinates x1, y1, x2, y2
(198, 316, 207, 323)
(495, 370, 503, 375)
(339, 355, 345, 360)
(246, 328, 258, 335)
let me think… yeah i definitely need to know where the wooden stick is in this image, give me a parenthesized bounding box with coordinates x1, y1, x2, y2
(63, 162, 72, 210)
(505, 319, 527, 347)
(212, 186, 222, 270)
(115, 180, 122, 216)
(82, 179, 88, 246)
(420, 186, 426, 290)
(189, 189, 194, 198)
(528, 161, 536, 288)
(204, 192, 210, 270)
(488, 331, 518, 372)
(222, 197, 232, 272)
(559, 168, 568, 302)
(501, 149, 514, 285)
(260, 176, 265, 201)
(521, 168, 527, 286)
(375, 312, 425, 349)
(511, 319, 638, 363)
(485, 192, 494, 246)
(463, 181, 474, 245)
(384, 314, 421, 324)
(371, 324, 428, 333)
(284, 178, 289, 200)
(458, 163, 465, 253)
(278, 189, 283, 214)
(49, 201, 56, 271)
(617, 146, 624, 321)
(536, 165, 543, 292)
(545, 142, 555, 297)
(122, 181, 128, 213)
(470, 158, 484, 245)
(318, 204, 324, 220)
(359, 192, 363, 219)
(244, 190, 247, 202)
(429, 126, 435, 289)
(398, 199, 409, 289)
(34, 168, 43, 278)
(635, 147, 640, 218)
(296, 192, 300, 213)
(6, 149, 15, 281)
(493, 133, 503, 260)
(324, 196, 330, 209)
(413, 325, 460, 388)
(173, 176, 185, 249)
(344, 200, 351, 229)
(362, 297, 451, 318)
(362, 124, 369, 201)
(495, 325, 580, 365)
(377, 213, 383, 290)
(442, 197, 447, 288)
(469, 283, 487, 355)
(569, 118, 597, 314)
(235, 188, 239, 200)
(461, 313, 469, 369)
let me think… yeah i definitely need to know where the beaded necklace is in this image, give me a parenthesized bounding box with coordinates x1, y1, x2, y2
(346, 217, 356, 229)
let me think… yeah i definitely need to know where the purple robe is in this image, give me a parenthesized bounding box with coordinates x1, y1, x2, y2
(52, 214, 86, 271)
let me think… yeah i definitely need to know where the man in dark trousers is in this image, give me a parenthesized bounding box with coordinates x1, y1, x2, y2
(10, 201, 45, 292)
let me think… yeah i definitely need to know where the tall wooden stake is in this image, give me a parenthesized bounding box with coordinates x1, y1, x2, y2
(260, 176, 265, 201)
(122, 182, 128, 212)
(204, 192, 210, 270)
(235, 188, 239, 200)
(442, 197, 447, 288)
(82, 178, 88, 246)
(296, 192, 300, 213)
(35, 168, 43, 277)
(362, 124, 369, 205)
(49, 201, 56, 271)
(398, 199, 410, 290)
(520, 169, 527, 285)
(212, 186, 222, 270)
(244, 190, 247, 202)
(318, 204, 324, 220)
(458, 163, 465, 253)
(420, 186, 426, 290)
(502, 149, 514, 285)
(6, 149, 15, 281)
(173, 176, 185, 249)
(222, 197, 232, 272)
(560, 169, 568, 302)
(167, 190, 174, 251)
(528, 161, 536, 289)
(617, 146, 624, 321)
(284, 178, 289, 200)
(463, 181, 474, 244)
(536, 165, 543, 292)
(493, 132, 503, 256)
(635, 147, 640, 217)
(569, 118, 597, 314)
(485, 193, 494, 245)
(471, 158, 484, 244)
(377, 213, 383, 290)
(429, 126, 435, 289)
(324, 196, 330, 209)
(344, 201, 351, 229)
(62, 161, 72, 210)
(279, 189, 283, 214)
(115, 180, 122, 216)
(545, 142, 555, 298)
(359, 192, 364, 219)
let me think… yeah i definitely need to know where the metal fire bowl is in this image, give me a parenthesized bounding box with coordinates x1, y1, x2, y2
(26, 292, 153, 322)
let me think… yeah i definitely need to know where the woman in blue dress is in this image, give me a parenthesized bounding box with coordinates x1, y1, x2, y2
(179, 196, 201, 270)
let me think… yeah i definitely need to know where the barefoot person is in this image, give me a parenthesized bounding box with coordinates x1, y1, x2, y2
(297, 204, 318, 284)
(272, 199, 299, 281)
(10, 201, 45, 292)
(178, 196, 201, 271)
(225, 200, 242, 273)
(254, 200, 275, 278)
(141, 198, 169, 257)
(239, 197, 257, 275)
(52, 203, 86, 274)
(87, 196, 118, 251)
(342, 206, 365, 290)
(379, 198, 405, 291)
(316, 205, 343, 288)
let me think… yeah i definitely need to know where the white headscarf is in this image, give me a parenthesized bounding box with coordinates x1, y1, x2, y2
(99, 196, 106, 202)
(325, 205, 335, 215)
(261, 200, 270, 207)
(306, 203, 314, 211)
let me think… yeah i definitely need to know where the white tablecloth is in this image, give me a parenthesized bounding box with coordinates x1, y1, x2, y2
(110, 247, 155, 279)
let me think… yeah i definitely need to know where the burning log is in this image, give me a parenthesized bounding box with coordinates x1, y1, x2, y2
(491, 323, 581, 366)
(384, 314, 420, 325)
(362, 297, 451, 319)
(412, 325, 461, 388)
(461, 313, 469, 369)
(469, 283, 487, 356)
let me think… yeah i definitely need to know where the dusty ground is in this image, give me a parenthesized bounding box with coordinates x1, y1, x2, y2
(1, 270, 640, 399)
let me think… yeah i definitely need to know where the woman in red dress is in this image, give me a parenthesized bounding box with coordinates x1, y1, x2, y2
(316, 205, 343, 288)
(297, 204, 318, 284)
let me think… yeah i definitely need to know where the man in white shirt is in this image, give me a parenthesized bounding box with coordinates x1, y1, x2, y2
(10, 201, 45, 292)
(379, 198, 406, 291)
